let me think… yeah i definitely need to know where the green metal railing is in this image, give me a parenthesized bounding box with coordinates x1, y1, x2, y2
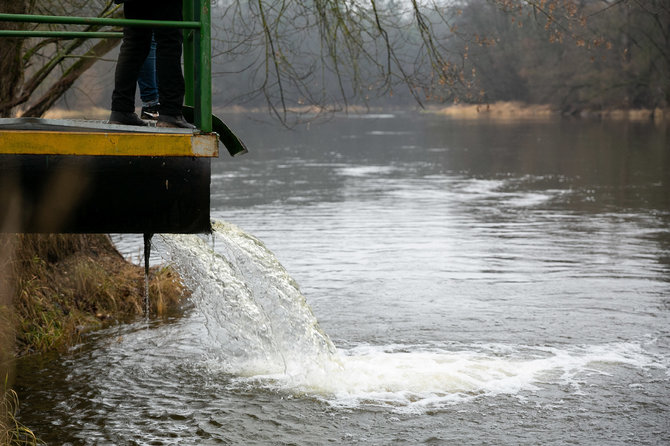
(0, 0, 212, 132)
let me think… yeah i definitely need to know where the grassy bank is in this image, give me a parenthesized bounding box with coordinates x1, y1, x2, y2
(0, 234, 189, 444)
(427, 101, 555, 119)
(1, 234, 188, 356)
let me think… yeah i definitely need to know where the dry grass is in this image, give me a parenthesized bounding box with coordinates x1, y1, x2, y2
(3, 234, 189, 356)
(599, 108, 668, 121)
(0, 385, 43, 446)
(428, 101, 556, 120)
(36, 103, 670, 123)
(0, 234, 188, 443)
(43, 104, 387, 118)
(428, 101, 670, 122)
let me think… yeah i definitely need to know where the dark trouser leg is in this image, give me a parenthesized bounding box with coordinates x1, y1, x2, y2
(154, 1, 185, 117)
(110, 4, 153, 113)
(154, 27, 184, 116)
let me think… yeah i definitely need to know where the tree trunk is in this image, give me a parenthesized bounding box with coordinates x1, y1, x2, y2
(22, 37, 121, 117)
(0, 0, 28, 117)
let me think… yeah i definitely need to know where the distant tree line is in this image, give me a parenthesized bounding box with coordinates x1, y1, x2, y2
(207, 0, 669, 114)
(455, 0, 670, 113)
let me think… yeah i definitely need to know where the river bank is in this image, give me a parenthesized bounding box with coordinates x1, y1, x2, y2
(1, 234, 188, 443)
(425, 101, 670, 122)
(1, 234, 188, 357)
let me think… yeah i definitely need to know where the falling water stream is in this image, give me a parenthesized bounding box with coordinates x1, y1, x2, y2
(155, 220, 337, 378)
(143, 233, 152, 320)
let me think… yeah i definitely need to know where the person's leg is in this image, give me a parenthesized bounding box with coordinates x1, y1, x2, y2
(138, 36, 158, 106)
(138, 36, 159, 119)
(110, 2, 153, 124)
(151, 0, 194, 128)
(113, 0, 192, 128)
(153, 0, 185, 118)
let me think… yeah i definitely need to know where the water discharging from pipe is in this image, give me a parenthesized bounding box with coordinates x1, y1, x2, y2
(156, 220, 338, 377)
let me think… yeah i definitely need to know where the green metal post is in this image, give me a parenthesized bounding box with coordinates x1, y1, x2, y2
(182, 0, 195, 108)
(194, 0, 212, 133)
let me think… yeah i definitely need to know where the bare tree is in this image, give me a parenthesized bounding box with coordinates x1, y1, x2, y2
(210, 0, 475, 122)
(0, 0, 29, 117)
(2, 0, 477, 122)
(0, 0, 122, 118)
(438, 0, 669, 112)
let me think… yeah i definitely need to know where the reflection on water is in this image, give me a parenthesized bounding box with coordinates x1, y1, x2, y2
(15, 113, 670, 444)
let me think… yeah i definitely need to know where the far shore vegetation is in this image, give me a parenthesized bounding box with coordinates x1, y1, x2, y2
(3, 1, 667, 125)
(425, 102, 669, 122)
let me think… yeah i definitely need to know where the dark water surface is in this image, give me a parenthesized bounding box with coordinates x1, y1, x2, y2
(15, 112, 670, 444)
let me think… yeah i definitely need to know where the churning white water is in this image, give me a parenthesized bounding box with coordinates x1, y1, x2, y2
(156, 220, 665, 412)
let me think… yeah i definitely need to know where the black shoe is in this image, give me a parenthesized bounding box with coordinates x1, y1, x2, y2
(108, 111, 148, 126)
(140, 104, 159, 120)
(157, 114, 196, 129)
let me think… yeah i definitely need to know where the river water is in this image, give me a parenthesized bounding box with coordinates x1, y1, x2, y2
(15, 112, 670, 444)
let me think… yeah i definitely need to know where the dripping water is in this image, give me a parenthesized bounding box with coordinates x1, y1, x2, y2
(143, 233, 152, 321)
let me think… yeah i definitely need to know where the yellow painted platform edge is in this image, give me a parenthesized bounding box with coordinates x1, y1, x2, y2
(0, 130, 219, 157)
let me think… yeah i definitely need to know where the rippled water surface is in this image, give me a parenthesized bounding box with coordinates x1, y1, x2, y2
(16, 113, 670, 444)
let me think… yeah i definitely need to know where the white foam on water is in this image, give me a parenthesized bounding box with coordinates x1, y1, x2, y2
(504, 191, 557, 207)
(367, 130, 412, 135)
(223, 341, 664, 412)
(156, 220, 667, 412)
(337, 165, 396, 177)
